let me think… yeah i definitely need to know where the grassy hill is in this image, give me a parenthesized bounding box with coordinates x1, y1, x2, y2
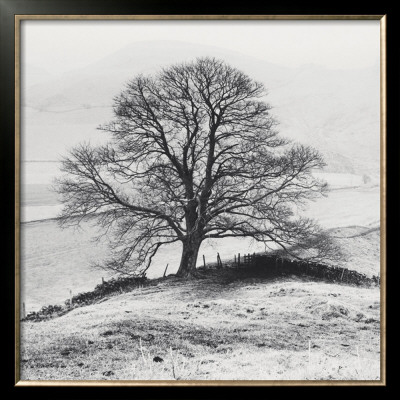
(20, 263, 381, 382)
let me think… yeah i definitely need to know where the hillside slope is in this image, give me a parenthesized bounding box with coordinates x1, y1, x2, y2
(22, 41, 380, 176)
(20, 268, 380, 381)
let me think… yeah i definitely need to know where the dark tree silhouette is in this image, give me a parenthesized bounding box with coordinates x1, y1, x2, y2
(56, 57, 340, 278)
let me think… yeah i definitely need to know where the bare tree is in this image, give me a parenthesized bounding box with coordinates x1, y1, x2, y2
(55, 57, 340, 278)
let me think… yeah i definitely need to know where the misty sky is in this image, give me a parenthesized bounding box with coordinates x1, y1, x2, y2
(21, 19, 380, 74)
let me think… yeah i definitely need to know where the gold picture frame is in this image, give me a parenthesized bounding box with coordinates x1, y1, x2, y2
(11, 10, 386, 388)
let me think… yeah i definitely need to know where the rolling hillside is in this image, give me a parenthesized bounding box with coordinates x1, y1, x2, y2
(22, 41, 380, 176)
(20, 266, 381, 381)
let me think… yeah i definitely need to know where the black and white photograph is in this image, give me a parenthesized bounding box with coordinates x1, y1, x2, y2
(16, 16, 384, 384)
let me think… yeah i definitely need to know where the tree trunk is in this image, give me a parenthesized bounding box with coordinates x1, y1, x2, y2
(176, 237, 202, 277)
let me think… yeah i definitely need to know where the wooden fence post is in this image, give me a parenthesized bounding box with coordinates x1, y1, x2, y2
(102, 277, 105, 284)
(203, 255, 206, 268)
(234, 254, 237, 265)
(217, 253, 222, 268)
(22, 302, 26, 319)
(340, 268, 345, 281)
(163, 264, 169, 277)
(238, 253, 240, 266)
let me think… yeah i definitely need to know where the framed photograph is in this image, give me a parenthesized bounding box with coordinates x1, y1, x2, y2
(8, 5, 387, 388)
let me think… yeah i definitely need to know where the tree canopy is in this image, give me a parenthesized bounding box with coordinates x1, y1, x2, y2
(56, 57, 340, 277)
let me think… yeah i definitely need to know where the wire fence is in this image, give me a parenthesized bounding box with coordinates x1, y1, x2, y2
(201, 251, 380, 287)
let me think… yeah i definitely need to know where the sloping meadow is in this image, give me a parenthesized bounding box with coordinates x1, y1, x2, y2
(20, 265, 380, 381)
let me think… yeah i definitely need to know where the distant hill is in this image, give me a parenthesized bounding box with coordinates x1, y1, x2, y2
(21, 64, 56, 89)
(22, 41, 380, 176)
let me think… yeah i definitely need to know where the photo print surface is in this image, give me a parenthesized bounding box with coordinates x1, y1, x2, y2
(18, 17, 382, 382)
